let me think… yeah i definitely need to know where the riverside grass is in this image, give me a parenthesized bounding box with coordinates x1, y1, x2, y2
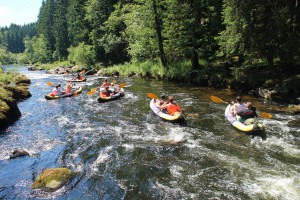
(105, 60, 194, 80)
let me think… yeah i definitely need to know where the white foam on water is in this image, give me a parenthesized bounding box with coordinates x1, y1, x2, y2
(170, 165, 184, 178)
(89, 146, 113, 173)
(122, 144, 135, 150)
(247, 176, 300, 200)
(57, 116, 70, 126)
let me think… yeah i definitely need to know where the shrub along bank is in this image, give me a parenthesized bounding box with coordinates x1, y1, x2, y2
(98, 61, 300, 104)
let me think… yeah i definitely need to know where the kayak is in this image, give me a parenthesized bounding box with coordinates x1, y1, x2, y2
(64, 78, 86, 82)
(45, 87, 83, 100)
(97, 88, 124, 102)
(149, 99, 185, 122)
(225, 104, 263, 132)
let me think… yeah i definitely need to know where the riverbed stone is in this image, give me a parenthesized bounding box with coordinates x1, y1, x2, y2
(0, 99, 21, 130)
(4, 85, 32, 100)
(32, 168, 75, 192)
(287, 104, 300, 114)
(10, 149, 29, 159)
(288, 119, 300, 127)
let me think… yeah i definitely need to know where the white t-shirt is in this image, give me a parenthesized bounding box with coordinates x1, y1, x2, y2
(234, 103, 246, 114)
(52, 88, 62, 95)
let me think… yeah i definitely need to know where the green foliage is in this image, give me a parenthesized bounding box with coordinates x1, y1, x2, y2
(67, 43, 94, 67)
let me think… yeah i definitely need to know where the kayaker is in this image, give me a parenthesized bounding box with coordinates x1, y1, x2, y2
(160, 96, 182, 116)
(52, 84, 62, 96)
(101, 86, 113, 97)
(65, 81, 73, 94)
(101, 79, 111, 88)
(233, 96, 246, 116)
(237, 102, 258, 124)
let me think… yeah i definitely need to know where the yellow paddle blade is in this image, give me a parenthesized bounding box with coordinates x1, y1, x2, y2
(47, 82, 54, 86)
(147, 93, 158, 99)
(210, 95, 225, 103)
(260, 112, 272, 119)
(113, 80, 116, 84)
(80, 70, 86, 74)
(119, 83, 126, 88)
(87, 90, 96, 95)
(91, 88, 97, 91)
(73, 92, 78, 96)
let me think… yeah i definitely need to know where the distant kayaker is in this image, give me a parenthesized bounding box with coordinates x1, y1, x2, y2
(101, 79, 111, 88)
(237, 102, 258, 124)
(160, 96, 182, 116)
(52, 84, 62, 96)
(233, 96, 246, 116)
(65, 81, 73, 94)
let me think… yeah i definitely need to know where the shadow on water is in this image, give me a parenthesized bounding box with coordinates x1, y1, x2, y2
(0, 66, 299, 199)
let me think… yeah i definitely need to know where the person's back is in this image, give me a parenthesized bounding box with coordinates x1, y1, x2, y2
(65, 81, 72, 93)
(101, 87, 112, 97)
(233, 96, 246, 115)
(161, 96, 182, 116)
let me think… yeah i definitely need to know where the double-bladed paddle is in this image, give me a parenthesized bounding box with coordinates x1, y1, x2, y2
(210, 95, 272, 119)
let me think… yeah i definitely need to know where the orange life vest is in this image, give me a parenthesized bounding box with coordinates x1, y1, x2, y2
(166, 104, 182, 116)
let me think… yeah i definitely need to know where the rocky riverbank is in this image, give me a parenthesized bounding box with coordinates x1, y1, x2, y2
(0, 70, 31, 130)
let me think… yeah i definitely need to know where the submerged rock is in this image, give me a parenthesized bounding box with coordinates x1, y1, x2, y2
(32, 168, 75, 192)
(288, 119, 300, 127)
(10, 149, 29, 159)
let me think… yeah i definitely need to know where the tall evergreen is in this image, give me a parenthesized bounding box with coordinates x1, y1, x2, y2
(53, 0, 70, 61)
(67, 0, 90, 46)
(37, 0, 55, 57)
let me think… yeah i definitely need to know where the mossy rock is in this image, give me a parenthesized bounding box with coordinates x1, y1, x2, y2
(14, 75, 31, 84)
(32, 168, 75, 191)
(4, 85, 32, 100)
(287, 104, 300, 114)
(288, 119, 300, 127)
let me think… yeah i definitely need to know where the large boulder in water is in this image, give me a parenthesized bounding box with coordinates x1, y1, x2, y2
(10, 149, 29, 159)
(32, 168, 75, 192)
(287, 104, 300, 114)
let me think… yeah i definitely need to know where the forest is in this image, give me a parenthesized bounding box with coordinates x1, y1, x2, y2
(0, 0, 300, 102)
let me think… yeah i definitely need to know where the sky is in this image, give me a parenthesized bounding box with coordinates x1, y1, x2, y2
(0, 0, 44, 27)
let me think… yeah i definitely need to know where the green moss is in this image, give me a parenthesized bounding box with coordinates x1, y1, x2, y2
(32, 168, 74, 191)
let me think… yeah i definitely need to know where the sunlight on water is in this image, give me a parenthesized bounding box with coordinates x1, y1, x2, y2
(0, 66, 299, 199)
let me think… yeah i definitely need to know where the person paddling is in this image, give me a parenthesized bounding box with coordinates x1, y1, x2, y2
(65, 81, 73, 94)
(51, 84, 62, 96)
(160, 96, 182, 116)
(237, 102, 258, 125)
(233, 96, 246, 116)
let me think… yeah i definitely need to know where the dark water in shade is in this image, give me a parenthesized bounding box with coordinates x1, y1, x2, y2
(0, 66, 299, 199)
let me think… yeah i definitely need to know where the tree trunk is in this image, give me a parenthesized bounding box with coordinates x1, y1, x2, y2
(152, 0, 167, 69)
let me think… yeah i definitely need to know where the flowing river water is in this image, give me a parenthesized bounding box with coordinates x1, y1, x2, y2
(0, 66, 299, 199)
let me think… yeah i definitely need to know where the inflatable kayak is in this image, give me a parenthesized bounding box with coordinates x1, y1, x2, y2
(150, 99, 184, 122)
(64, 78, 86, 82)
(225, 104, 263, 132)
(45, 87, 83, 100)
(97, 88, 124, 102)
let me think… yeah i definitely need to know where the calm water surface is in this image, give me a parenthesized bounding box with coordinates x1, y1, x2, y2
(0, 66, 299, 199)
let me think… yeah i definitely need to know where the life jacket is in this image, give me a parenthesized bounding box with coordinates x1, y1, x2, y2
(101, 91, 111, 97)
(237, 109, 256, 121)
(166, 104, 182, 116)
(79, 76, 83, 80)
(102, 82, 110, 87)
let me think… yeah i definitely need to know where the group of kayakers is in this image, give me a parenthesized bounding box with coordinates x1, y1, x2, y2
(229, 96, 258, 125)
(98, 79, 122, 97)
(155, 94, 183, 116)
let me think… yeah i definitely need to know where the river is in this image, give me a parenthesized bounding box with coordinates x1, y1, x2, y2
(0, 66, 299, 199)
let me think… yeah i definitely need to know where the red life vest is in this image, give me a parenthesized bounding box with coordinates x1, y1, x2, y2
(166, 104, 182, 116)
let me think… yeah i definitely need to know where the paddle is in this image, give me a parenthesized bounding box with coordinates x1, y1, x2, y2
(210, 95, 272, 119)
(80, 70, 86, 74)
(147, 93, 158, 99)
(46, 82, 54, 86)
